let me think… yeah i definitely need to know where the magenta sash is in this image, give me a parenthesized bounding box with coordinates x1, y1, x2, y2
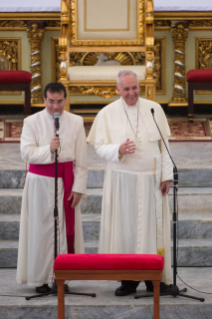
(29, 162, 75, 254)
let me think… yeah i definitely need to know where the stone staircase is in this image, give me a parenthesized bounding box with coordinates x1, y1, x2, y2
(1, 142, 212, 267)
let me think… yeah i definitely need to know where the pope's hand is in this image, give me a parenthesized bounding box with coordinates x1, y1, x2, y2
(50, 137, 60, 153)
(68, 192, 82, 208)
(159, 181, 171, 196)
(119, 138, 136, 155)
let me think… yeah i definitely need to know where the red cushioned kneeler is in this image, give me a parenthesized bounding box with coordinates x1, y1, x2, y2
(186, 69, 212, 122)
(54, 254, 164, 319)
(54, 254, 164, 271)
(0, 71, 32, 116)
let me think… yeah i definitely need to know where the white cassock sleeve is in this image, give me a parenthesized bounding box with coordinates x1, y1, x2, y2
(21, 119, 53, 164)
(95, 144, 124, 163)
(161, 137, 173, 182)
(72, 118, 88, 194)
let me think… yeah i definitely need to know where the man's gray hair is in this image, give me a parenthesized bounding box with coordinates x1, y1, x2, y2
(116, 70, 139, 88)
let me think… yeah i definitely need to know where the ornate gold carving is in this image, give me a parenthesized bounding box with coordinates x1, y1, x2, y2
(197, 39, 212, 69)
(51, 38, 60, 82)
(146, 0, 154, 24)
(190, 20, 212, 28)
(82, 52, 135, 66)
(154, 38, 164, 94)
(0, 38, 21, 95)
(27, 23, 44, 104)
(171, 23, 188, 104)
(155, 20, 171, 28)
(195, 37, 212, 94)
(132, 52, 146, 65)
(46, 21, 61, 28)
(0, 39, 20, 70)
(0, 20, 27, 28)
(69, 86, 118, 99)
(146, 50, 153, 80)
(61, 0, 69, 24)
(53, 38, 164, 95)
(69, 0, 144, 46)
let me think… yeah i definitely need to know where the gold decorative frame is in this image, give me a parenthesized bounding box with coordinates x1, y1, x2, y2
(0, 37, 21, 95)
(69, 0, 145, 46)
(52, 35, 164, 94)
(195, 37, 212, 95)
(154, 37, 165, 95)
(51, 37, 60, 82)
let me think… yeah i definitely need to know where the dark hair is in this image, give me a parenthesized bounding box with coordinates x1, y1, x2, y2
(44, 82, 67, 99)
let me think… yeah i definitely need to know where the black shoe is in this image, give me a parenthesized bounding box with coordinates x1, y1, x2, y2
(64, 284, 69, 293)
(160, 282, 172, 293)
(51, 282, 70, 294)
(115, 281, 140, 296)
(145, 281, 171, 293)
(35, 284, 52, 293)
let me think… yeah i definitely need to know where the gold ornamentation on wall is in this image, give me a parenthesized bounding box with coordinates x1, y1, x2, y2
(171, 23, 188, 104)
(190, 20, 212, 28)
(146, 84, 155, 101)
(46, 21, 61, 28)
(0, 21, 27, 28)
(0, 38, 21, 95)
(155, 20, 171, 28)
(81, 52, 135, 66)
(69, 0, 145, 46)
(51, 38, 60, 82)
(70, 86, 118, 99)
(197, 39, 212, 69)
(154, 38, 165, 94)
(61, 0, 69, 24)
(195, 37, 212, 94)
(27, 23, 44, 104)
(52, 37, 164, 95)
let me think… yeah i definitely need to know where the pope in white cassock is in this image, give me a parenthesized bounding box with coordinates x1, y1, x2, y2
(87, 70, 173, 296)
(17, 83, 87, 293)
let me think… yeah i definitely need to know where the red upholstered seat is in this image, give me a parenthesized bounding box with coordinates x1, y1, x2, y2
(0, 70, 31, 83)
(187, 69, 212, 82)
(54, 254, 164, 271)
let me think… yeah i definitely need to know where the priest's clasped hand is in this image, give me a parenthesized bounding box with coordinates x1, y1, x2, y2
(50, 136, 60, 153)
(119, 138, 136, 155)
(159, 181, 171, 196)
(68, 192, 82, 208)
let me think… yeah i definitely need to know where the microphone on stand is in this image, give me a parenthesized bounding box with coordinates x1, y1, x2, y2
(53, 112, 60, 137)
(150, 108, 177, 172)
(136, 109, 204, 301)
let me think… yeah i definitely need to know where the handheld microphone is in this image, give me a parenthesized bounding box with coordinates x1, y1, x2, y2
(53, 113, 60, 137)
(150, 108, 178, 185)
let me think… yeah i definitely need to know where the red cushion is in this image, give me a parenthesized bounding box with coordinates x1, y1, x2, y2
(187, 69, 212, 82)
(54, 254, 164, 271)
(0, 71, 31, 83)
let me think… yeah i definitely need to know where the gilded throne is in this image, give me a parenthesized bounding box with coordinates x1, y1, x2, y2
(59, 0, 155, 112)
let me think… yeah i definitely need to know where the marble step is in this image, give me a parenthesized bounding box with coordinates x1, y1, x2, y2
(0, 268, 211, 319)
(84, 239, 212, 267)
(2, 212, 212, 242)
(1, 239, 212, 267)
(1, 167, 212, 188)
(1, 187, 212, 215)
(0, 241, 18, 268)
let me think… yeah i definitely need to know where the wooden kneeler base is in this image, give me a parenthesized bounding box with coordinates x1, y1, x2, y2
(54, 269, 163, 319)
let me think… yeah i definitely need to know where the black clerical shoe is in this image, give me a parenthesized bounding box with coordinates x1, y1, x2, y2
(145, 280, 171, 293)
(115, 280, 140, 296)
(64, 284, 69, 293)
(35, 284, 52, 293)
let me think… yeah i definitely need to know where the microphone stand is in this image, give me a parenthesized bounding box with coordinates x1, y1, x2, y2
(26, 117, 96, 300)
(135, 109, 204, 302)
